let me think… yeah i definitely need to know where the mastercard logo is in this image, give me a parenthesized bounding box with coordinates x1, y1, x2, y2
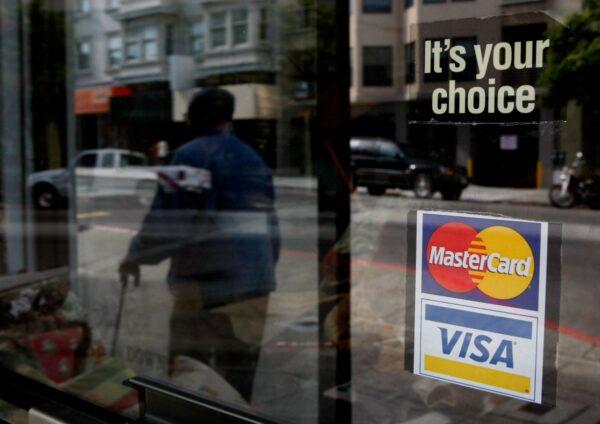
(426, 222, 534, 300)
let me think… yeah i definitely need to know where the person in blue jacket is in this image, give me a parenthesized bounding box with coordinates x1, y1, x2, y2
(119, 87, 280, 401)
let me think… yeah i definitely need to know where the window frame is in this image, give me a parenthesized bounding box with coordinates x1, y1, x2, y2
(124, 25, 159, 63)
(106, 33, 122, 69)
(76, 39, 92, 72)
(231, 8, 249, 46)
(191, 17, 206, 56)
(210, 11, 228, 49)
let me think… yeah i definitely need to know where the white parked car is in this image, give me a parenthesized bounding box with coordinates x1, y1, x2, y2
(28, 149, 211, 209)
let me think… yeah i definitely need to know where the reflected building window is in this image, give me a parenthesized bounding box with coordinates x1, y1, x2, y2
(191, 19, 205, 56)
(79, 0, 92, 14)
(77, 40, 92, 71)
(405, 42, 416, 83)
(125, 26, 158, 62)
(126, 39, 141, 61)
(232, 8, 249, 45)
(363, 0, 392, 13)
(107, 34, 122, 68)
(259, 7, 271, 42)
(210, 11, 227, 48)
(363, 45, 393, 86)
(142, 26, 158, 61)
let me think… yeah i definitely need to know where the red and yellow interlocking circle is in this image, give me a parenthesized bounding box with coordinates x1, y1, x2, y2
(426, 222, 534, 300)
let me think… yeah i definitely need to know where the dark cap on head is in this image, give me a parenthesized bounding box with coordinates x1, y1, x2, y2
(187, 87, 235, 135)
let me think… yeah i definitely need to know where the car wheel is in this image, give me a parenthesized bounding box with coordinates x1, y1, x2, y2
(549, 184, 575, 208)
(367, 186, 386, 196)
(414, 174, 433, 199)
(442, 188, 462, 201)
(33, 184, 61, 210)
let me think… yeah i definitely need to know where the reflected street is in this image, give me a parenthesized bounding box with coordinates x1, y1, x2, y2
(72, 182, 600, 423)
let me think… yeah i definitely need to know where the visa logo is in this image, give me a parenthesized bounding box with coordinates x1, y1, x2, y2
(439, 327, 514, 369)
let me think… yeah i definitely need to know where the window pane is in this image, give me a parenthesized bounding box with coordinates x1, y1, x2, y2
(363, 46, 393, 86)
(1, 1, 599, 424)
(405, 42, 415, 83)
(80, 0, 91, 13)
(259, 7, 270, 41)
(143, 26, 157, 40)
(210, 12, 227, 47)
(232, 8, 248, 45)
(363, 0, 392, 13)
(120, 154, 146, 167)
(77, 41, 91, 70)
(77, 153, 97, 167)
(101, 153, 115, 167)
(108, 35, 122, 66)
(126, 41, 140, 60)
(192, 21, 205, 55)
(143, 40, 157, 60)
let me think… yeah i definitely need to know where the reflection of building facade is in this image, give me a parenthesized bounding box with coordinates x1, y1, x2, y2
(74, 0, 280, 167)
(349, 0, 584, 188)
(75, 0, 588, 184)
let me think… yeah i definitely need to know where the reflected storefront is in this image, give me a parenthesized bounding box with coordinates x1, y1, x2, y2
(0, 0, 599, 423)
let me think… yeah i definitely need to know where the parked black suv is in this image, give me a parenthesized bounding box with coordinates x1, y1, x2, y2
(350, 138, 469, 199)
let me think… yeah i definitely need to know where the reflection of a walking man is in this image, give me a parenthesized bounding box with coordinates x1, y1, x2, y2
(119, 88, 280, 402)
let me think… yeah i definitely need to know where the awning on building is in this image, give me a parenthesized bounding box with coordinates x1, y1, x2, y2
(75, 86, 132, 115)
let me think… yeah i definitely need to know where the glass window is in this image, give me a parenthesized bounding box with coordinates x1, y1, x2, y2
(363, 0, 392, 13)
(259, 7, 270, 42)
(107, 34, 122, 67)
(77, 153, 98, 167)
(125, 40, 140, 61)
(191, 19, 205, 55)
(232, 8, 248, 45)
(142, 26, 158, 61)
(101, 153, 115, 167)
(77, 40, 91, 70)
(120, 154, 146, 167)
(124, 26, 157, 62)
(363, 46, 393, 86)
(107, 0, 120, 9)
(210, 11, 227, 48)
(405, 42, 416, 83)
(79, 0, 92, 13)
(2, 1, 600, 423)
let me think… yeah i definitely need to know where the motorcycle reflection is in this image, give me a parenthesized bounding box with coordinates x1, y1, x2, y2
(549, 151, 600, 209)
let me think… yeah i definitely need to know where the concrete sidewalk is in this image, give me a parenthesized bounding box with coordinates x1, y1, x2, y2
(274, 176, 550, 206)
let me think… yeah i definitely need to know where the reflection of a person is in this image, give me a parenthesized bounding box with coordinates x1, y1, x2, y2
(119, 88, 280, 401)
